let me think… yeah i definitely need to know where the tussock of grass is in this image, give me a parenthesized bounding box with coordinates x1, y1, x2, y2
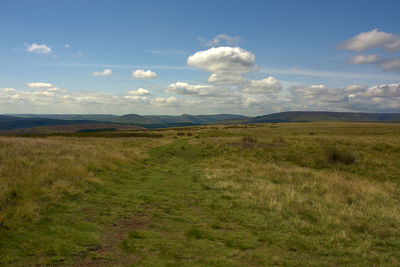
(326, 146, 357, 164)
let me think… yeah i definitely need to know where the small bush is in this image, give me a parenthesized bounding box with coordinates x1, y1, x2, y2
(177, 132, 185, 136)
(327, 147, 357, 165)
(187, 132, 193, 136)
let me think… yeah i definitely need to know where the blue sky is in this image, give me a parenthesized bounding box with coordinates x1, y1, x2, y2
(1, 0, 400, 115)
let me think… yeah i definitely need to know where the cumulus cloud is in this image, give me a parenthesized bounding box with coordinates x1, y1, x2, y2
(187, 46, 256, 75)
(343, 84, 367, 92)
(292, 84, 347, 103)
(92, 69, 112, 76)
(338, 29, 400, 52)
(124, 95, 151, 104)
(153, 96, 178, 106)
(379, 57, 400, 72)
(132, 69, 157, 79)
(207, 73, 247, 84)
(359, 83, 400, 98)
(340, 30, 400, 73)
(347, 54, 382, 64)
(25, 43, 52, 54)
(347, 54, 400, 73)
(165, 82, 235, 97)
(127, 88, 153, 96)
(198, 34, 243, 47)
(240, 77, 282, 94)
(290, 83, 400, 112)
(28, 83, 55, 89)
(27, 82, 64, 92)
(65, 44, 71, 48)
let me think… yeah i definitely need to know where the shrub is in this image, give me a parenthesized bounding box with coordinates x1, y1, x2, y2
(187, 132, 193, 136)
(327, 147, 357, 165)
(177, 132, 185, 136)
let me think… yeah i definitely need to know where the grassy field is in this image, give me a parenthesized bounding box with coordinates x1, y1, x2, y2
(0, 122, 400, 266)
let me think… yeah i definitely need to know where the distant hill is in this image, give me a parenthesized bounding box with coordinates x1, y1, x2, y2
(111, 114, 249, 124)
(9, 114, 119, 121)
(2, 112, 400, 133)
(247, 111, 400, 123)
(0, 115, 21, 122)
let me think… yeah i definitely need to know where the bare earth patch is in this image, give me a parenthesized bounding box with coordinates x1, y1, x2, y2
(75, 213, 150, 266)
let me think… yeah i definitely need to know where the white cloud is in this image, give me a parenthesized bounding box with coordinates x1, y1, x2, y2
(132, 69, 157, 79)
(165, 82, 235, 97)
(346, 54, 400, 73)
(187, 46, 256, 75)
(359, 83, 400, 98)
(65, 44, 71, 48)
(27, 82, 64, 92)
(124, 95, 150, 104)
(260, 67, 400, 80)
(240, 77, 282, 94)
(198, 34, 243, 46)
(26, 43, 52, 54)
(379, 57, 400, 72)
(344, 84, 367, 92)
(338, 29, 400, 52)
(127, 88, 153, 96)
(347, 54, 382, 64)
(207, 73, 247, 85)
(28, 82, 55, 89)
(153, 96, 178, 106)
(92, 69, 112, 76)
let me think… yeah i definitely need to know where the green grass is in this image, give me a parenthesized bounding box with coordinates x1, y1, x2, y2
(0, 122, 400, 265)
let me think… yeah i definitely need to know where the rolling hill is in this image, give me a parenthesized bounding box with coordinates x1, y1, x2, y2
(2, 112, 400, 133)
(246, 111, 400, 123)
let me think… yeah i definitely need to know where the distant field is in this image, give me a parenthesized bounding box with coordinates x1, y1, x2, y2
(0, 122, 399, 265)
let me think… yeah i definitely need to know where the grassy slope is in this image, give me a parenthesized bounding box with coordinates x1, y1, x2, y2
(0, 122, 400, 265)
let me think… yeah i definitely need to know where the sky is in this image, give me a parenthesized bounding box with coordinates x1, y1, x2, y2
(1, 0, 400, 115)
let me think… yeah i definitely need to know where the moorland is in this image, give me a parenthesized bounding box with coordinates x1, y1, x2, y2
(0, 122, 400, 266)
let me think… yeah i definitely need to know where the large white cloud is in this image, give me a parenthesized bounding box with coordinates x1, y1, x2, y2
(92, 69, 112, 76)
(25, 43, 52, 54)
(127, 88, 153, 96)
(240, 77, 282, 94)
(187, 46, 256, 75)
(338, 29, 400, 52)
(132, 69, 157, 79)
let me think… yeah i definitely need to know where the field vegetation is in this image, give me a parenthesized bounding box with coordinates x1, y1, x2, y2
(0, 122, 399, 265)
